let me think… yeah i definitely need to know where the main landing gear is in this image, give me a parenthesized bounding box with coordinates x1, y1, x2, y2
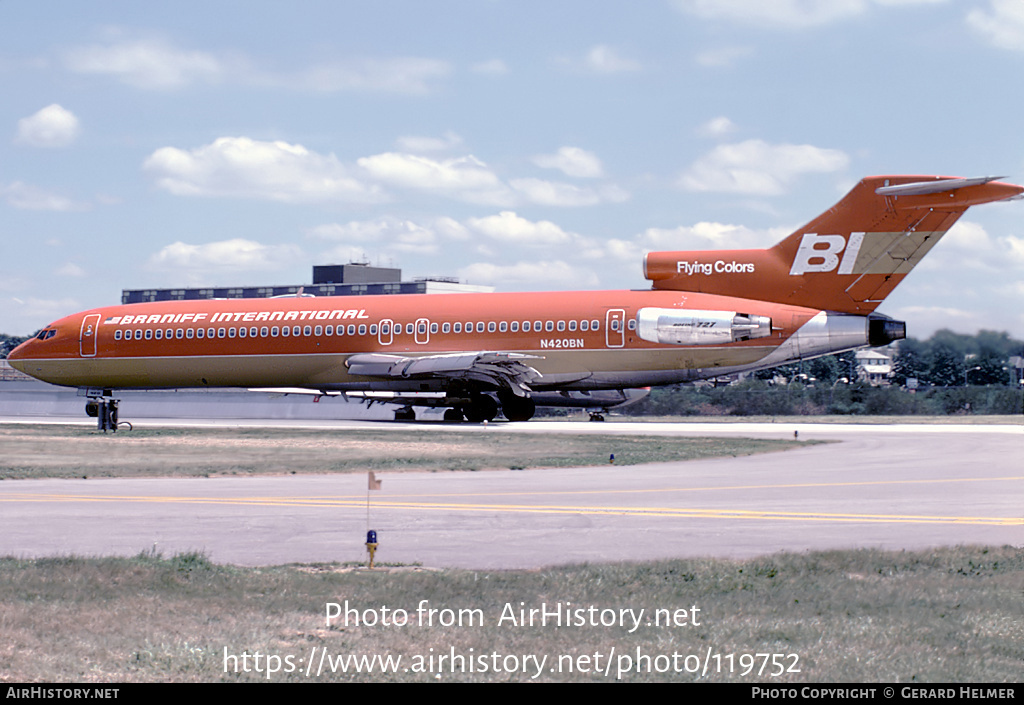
(497, 391, 536, 422)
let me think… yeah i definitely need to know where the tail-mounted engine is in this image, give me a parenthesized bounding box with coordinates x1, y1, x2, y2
(637, 308, 772, 346)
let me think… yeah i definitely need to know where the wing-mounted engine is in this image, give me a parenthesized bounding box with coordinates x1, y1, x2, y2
(636, 308, 772, 346)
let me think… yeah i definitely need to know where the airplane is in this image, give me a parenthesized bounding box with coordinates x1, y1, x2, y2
(8, 175, 1022, 427)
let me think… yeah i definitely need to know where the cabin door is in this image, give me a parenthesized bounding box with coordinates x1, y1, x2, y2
(378, 319, 394, 346)
(605, 309, 625, 348)
(415, 318, 430, 345)
(80, 314, 100, 357)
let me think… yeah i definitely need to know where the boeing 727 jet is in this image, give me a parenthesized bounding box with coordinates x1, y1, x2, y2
(9, 175, 1022, 424)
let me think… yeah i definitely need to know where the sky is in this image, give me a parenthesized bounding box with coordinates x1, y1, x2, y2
(2, 0, 1024, 338)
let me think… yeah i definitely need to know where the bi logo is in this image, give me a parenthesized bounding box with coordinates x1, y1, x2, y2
(789, 232, 865, 276)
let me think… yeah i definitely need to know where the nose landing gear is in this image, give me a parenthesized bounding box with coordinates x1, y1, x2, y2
(82, 389, 130, 432)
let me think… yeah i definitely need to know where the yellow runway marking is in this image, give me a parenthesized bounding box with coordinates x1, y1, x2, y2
(4, 489, 1021, 526)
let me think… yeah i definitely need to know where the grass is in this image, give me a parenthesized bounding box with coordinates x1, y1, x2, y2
(0, 424, 812, 480)
(549, 413, 1024, 425)
(0, 546, 1019, 682)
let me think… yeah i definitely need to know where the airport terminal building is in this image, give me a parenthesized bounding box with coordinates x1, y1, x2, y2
(121, 263, 492, 304)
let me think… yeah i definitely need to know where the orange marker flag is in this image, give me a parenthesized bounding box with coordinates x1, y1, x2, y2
(368, 472, 382, 491)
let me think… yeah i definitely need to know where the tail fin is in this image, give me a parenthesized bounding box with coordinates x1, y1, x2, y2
(644, 175, 1023, 314)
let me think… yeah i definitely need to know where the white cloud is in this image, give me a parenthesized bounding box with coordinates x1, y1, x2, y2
(967, 0, 1024, 51)
(697, 116, 737, 137)
(64, 34, 451, 94)
(695, 46, 754, 67)
(148, 239, 303, 274)
(606, 222, 786, 262)
(583, 45, 642, 73)
(919, 219, 1024, 271)
(65, 38, 226, 89)
(532, 146, 604, 178)
(357, 152, 511, 205)
(291, 58, 451, 94)
(508, 178, 604, 207)
(8, 297, 81, 322)
(466, 211, 576, 246)
(15, 104, 80, 147)
(673, 0, 947, 29)
(471, 59, 509, 75)
(143, 137, 382, 203)
(395, 131, 463, 153)
(678, 139, 849, 194)
(55, 263, 86, 277)
(1, 182, 82, 211)
(458, 260, 600, 289)
(674, 0, 864, 27)
(308, 216, 440, 254)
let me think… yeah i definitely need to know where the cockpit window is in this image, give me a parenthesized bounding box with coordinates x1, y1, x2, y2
(35, 329, 57, 341)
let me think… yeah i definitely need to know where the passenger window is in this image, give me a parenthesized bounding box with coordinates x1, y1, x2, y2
(134, 329, 142, 340)
(430, 323, 438, 334)
(628, 319, 636, 331)
(293, 326, 301, 336)
(196, 328, 204, 339)
(114, 330, 122, 340)
(454, 322, 462, 333)
(358, 324, 366, 335)
(545, 321, 554, 332)
(261, 326, 269, 337)
(229, 328, 236, 338)
(581, 320, 589, 332)
(499, 321, 507, 332)
(477, 322, 485, 333)
(348, 325, 356, 336)
(271, 326, 279, 337)
(207, 328, 215, 338)
(187, 328, 194, 339)
(370, 324, 378, 335)
(154, 329, 162, 340)
(165, 328, 173, 339)
(569, 320, 577, 331)
(303, 325, 311, 336)
(325, 325, 333, 336)
(218, 328, 226, 338)
(442, 322, 450, 334)
(523, 321, 530, 332)
(557, 321, 565, 332)
(487, 322, 496, 333)
(145, 329, 153, 340)
(511, 321, 519, 332)
(314, 325, 322, 336)
(591, 320, 600, 331)
(534, 321, 542, 332)
(239, 327, 247, 338)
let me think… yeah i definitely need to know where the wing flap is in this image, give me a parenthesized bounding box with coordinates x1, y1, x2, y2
(346, 351, 545, 394)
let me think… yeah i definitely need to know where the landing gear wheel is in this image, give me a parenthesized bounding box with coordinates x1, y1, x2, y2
(464, 395, 498, 423)
(443, 408, 464, 422)
(589, 412, 606, 422)
(394, 406, 416, 421)
(501, 396, 536, 422)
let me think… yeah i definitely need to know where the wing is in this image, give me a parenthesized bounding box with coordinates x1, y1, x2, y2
(345, 351, 544, 397)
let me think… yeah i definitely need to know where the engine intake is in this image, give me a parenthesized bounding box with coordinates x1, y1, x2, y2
(637, 308, 772, 346)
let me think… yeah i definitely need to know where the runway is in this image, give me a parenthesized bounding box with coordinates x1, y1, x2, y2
(1, 421, 1020, 568)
